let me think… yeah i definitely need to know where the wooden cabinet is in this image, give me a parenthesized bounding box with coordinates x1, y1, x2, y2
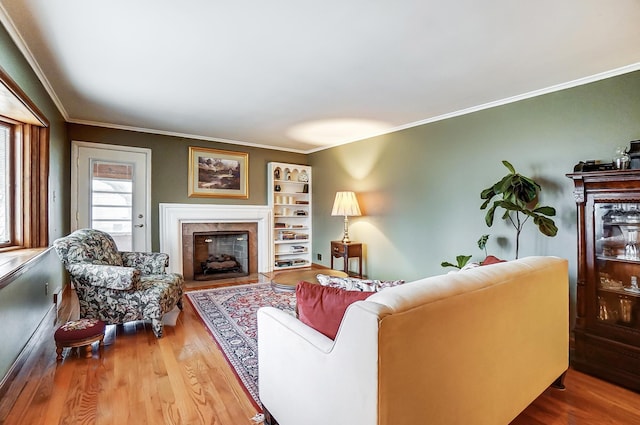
(568, 170, 640, 392)
(268, 162, 311, 270)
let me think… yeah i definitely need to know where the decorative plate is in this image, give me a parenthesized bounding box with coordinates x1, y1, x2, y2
(298, 170, 309, 182)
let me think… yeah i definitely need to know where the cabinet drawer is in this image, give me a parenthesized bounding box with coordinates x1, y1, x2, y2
(331, 243, 345, 255)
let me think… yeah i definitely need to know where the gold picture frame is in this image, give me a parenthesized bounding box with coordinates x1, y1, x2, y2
(188, 147, 249, 198)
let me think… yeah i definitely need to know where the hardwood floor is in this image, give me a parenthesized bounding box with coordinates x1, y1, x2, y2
(1, 277, 640, 425)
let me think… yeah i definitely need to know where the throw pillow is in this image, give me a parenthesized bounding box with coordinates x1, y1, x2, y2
(316, 274, 377, 292)
(296, 281, 373, 339)
(481, 255, 506, 266)
(316, 274, 406, 292)
(377, 279, 406, 289)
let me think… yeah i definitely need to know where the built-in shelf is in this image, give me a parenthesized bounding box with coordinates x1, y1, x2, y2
(268, 162, 311, 271)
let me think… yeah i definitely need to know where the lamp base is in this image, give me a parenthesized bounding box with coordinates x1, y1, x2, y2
(341, 216, 351, 244)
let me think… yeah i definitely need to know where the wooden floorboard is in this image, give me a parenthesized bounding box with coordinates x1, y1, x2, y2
(1, 272, 640, 424)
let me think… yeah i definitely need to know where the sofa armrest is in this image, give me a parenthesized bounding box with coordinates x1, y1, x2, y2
(120, 251, 169, 274)
(67, 263, 140, 290)
(258, 301, 391, 425)
(258, 306, 335, 352)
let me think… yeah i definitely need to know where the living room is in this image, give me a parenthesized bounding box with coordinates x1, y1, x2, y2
(1, 2, 640, 424)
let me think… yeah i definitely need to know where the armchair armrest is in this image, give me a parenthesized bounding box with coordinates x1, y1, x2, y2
(66, 263, 140, 290)
(120, 251, 169, 274)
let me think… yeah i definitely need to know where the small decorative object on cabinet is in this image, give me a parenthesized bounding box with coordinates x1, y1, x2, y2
(567, 169, 640, 392)
(268, 162, 312, 270)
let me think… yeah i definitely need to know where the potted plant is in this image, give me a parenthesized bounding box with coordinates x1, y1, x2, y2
(441, 234, 491, 269)
(480, 160, 557, 259)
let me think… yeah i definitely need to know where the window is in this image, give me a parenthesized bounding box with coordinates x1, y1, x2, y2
(0, 66, 49, 249)
(0, 123, 12, 246)
(91, 162, 134, 251)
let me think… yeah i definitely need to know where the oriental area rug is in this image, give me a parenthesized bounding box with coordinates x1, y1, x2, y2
(186, 283, 296, 409)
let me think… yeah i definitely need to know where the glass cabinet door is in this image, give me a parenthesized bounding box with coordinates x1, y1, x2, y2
(595, 202, 640, 331)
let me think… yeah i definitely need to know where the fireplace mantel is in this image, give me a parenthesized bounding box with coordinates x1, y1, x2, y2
(159, 203, 273, 275)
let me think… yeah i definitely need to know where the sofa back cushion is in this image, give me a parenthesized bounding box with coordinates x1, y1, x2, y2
(296, 281, 373, 339)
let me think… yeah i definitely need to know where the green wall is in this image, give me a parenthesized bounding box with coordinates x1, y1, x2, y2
(66, 124, 308, 251)
(309, 70, 640, 327)
(0, 23, 68, 381)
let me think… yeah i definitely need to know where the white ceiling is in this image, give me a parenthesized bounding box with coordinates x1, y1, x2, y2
(1, 1, 639, 153)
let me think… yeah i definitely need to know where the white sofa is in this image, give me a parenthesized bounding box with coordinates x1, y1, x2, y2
(257, 256, 569, 425)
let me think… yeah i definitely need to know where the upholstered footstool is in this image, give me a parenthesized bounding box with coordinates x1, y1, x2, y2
(54, 318, 106, 360)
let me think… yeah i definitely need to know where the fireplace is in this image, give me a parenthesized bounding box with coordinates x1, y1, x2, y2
(159, 203, 273, 277)
(193, 231, 249, 280)
(180, 221, 259, 281)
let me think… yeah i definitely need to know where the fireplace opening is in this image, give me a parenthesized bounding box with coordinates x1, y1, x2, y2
(193, 231, 249, 281)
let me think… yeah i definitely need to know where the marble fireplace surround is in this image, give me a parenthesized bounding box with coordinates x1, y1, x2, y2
(159, 203, 273, 276)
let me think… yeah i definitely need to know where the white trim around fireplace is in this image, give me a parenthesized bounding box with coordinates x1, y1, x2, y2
(159, 203, 273, 275)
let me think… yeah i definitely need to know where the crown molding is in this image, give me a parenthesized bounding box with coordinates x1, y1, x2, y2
(0, 4, 69, 120)
(67, 118, 309, 154)
(306, 63, 640, 154)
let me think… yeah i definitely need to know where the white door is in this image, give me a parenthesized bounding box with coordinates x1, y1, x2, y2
(71, 141, 151, 252)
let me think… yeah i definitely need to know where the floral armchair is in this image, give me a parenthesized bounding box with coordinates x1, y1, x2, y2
(53, 228, 184, 338)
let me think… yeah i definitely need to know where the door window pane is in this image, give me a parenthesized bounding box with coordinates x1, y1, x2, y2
(91, 161, 133, 251)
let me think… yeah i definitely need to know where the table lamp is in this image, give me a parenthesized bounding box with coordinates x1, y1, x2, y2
(331, 191, 361, 243)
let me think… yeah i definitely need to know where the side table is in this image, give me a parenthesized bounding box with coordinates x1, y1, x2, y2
(330, 241, 362, 278)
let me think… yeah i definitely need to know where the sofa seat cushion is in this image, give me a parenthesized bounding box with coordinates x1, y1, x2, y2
(296, 281, 373, 339)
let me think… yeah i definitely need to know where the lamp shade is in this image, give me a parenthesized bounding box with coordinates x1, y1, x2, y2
(331, 191, 362, 217)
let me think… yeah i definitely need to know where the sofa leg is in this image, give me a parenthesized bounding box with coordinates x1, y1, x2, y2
(551, 371, 567, 390)
(177, 297, 184, 310)
(263, 405, 279, 425)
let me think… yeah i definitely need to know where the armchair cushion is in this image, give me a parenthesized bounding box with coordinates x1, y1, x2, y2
(295, 281, 373, 339)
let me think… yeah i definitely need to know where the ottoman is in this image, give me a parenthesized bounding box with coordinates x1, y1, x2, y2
(54, 318, 106, 360)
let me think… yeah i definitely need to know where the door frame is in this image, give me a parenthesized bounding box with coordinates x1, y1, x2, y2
(71, 140, 152, 251)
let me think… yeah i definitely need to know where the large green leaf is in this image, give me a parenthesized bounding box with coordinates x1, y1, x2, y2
(477, 234, 489, 250)
(533, 206, 556, 217)
(502, 160, 516, 174)
(534, 216, 558, 236)
(441, 254, 472, 269)
(480, 187, 496, 201)
(485, 202, 498, 226)
(455, 255, 472, 268)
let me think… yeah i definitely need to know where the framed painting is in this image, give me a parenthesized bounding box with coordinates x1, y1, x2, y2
(188, 147, 249, 198)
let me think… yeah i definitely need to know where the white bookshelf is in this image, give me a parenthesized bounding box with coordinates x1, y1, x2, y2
(267, 162, 312, 270)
